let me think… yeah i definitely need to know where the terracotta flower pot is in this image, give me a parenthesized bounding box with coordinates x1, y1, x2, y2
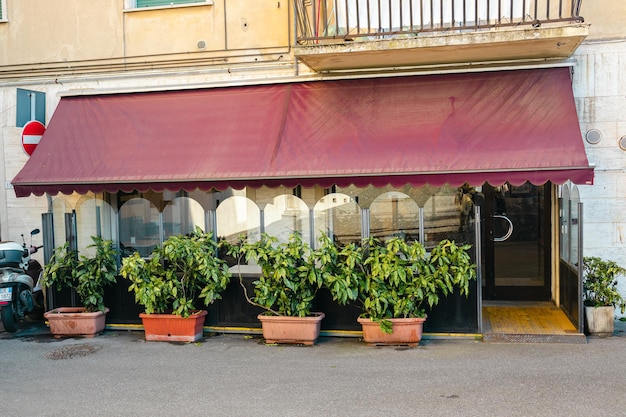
(358, 316, 427, 346)
(44, 307, 109, 338)
(257, 312, 325, 345)
(140, 310, 207, 342)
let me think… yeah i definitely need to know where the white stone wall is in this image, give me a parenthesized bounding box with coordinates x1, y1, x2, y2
(574, 39, 626, 316)
(0, 87, 50, 244)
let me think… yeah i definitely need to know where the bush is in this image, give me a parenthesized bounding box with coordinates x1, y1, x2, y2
(317, 234, 476, 333)
(120, 228, 231, 318)
(42, 237, 118, 313)
(583, 256, 626, 313)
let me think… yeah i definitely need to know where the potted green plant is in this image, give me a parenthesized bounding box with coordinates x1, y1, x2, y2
(583, 256, 626, 337)
(120, 228, 231, 342)
(42, 236, 118, 338)
(317, 235, 476, 346)
(229, 232, 325, 345)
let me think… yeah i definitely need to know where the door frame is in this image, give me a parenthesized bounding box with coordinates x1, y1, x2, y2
(558, 186, 584, 332)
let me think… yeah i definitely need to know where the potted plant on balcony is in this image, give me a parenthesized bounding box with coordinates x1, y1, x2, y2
(120, 228, 231, 342)
(228, 232, 324, 345)
(317, 235, 476, 346)
(42, 236, 118, 338)
(583, 256, 626, 337)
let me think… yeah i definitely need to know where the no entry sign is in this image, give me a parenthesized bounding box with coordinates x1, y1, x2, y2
(22, 120, 45, 156)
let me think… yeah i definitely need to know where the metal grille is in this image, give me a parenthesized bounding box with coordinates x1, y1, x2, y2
(295, 0, 584, 43)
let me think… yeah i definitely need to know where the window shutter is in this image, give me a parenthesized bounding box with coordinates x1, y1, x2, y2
(16, 89, 46, 127)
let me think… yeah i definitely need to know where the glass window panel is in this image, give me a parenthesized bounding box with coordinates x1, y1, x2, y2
(119, 198, 160, 258)
(50, 196, 72, 249)
(76, 196, 116, 255)
(216, 196, 260, 244)
(569, 185, 580, 266)
(560, 185, 570, 261)
(313, 193, 361, 246)
(264, 195, 310, 244)
(492, 183, 544, 287)
(162, 197, 205, 239)
(423, 186, 467, 249)
(370, 191, 419, 242)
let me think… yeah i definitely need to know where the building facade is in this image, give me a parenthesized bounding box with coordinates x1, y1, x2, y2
(1, 0, 624, 334)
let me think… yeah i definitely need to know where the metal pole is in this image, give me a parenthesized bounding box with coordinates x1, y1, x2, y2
(577, 201, 584, 333)
(419, 207, 425, 244)
(475, 205, 483, 334)
(259, 208, 265, 235)
(362, 208, 370, 240)
(309, 208, 315, 248)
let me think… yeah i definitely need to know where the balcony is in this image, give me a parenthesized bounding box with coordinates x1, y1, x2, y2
(293, 0, 588, 72)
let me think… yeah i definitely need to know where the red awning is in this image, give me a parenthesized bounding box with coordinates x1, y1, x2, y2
(12, 67, 593, 197)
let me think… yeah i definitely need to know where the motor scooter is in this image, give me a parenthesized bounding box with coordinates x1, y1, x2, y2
(0, 229, 44, 332)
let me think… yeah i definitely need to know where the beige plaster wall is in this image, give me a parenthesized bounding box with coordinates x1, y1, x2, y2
(124, 4, 224, 57)
(223, 0, 289, 50)
(0, 0, 125, 65)
(0, 0, 290, 67)
(581, 0, 626, 41)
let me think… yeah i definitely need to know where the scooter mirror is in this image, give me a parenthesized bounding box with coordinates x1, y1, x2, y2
(30, 229, 40, 236)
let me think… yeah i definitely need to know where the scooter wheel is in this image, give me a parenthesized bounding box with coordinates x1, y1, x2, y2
(1, 305, 18, 332)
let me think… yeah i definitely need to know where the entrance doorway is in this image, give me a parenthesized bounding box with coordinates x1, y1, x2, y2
(483, 183, 551, 301)
(479, 183, 584, 341)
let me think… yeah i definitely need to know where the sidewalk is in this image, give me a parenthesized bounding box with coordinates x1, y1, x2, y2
(1, 319, 626, 417)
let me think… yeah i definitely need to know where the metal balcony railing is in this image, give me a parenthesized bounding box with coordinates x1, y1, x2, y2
(295, 0, 584, 44)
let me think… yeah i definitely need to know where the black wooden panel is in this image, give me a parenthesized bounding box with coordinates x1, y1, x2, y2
(423, 281, 479, 333)
(313, 288, 361, 331)
(103, 278, 143, 324)
(97, 272, 479, 333)
(211, 276, 264, 327)
(559, 259, 580, 329)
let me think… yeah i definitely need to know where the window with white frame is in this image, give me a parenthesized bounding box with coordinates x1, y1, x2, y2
(125, 0, 211, 9)
(0, 0, 6, 21)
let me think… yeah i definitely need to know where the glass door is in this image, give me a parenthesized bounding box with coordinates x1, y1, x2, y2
(483, 182, 551, 300)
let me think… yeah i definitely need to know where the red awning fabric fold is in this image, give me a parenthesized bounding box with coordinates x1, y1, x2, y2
(12, 67, 593, 197)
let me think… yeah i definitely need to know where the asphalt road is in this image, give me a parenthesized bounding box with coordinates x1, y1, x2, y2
(1, 320, 626, 417)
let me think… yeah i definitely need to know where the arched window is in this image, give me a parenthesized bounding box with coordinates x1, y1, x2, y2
(75, 195, 116, 255)
(162, 197, 205, 239)
(119, 198, 160, 258)
(216, 196, 260, 244)
(313, 193, 361, 246)
(370, 191, 419, 242)
(264, 194, 310, 244)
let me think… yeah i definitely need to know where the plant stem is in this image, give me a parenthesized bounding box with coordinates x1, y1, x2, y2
(234, 256, 280, 316)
